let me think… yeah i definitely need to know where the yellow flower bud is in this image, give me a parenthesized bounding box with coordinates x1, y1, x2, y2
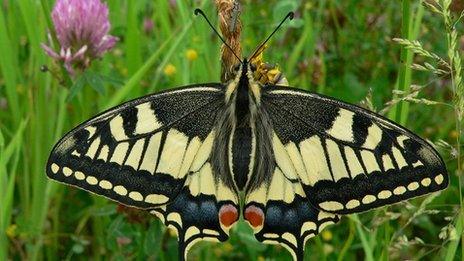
(163, 63, 177, 76)
(6, 224, 17, 238)
(186, 49, 198, 61)
(321, 230, 333, 241)
(449, 130, 459, 139)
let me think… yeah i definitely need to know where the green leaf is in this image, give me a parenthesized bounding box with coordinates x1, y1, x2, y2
(67, 70, 120, 101)
(98, 73, 124, 87)
(67, 74, 87, 101)
(235, 221, 266, 257)
(85, 71, 105, 95)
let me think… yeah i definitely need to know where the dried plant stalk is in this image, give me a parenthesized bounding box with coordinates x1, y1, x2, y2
(215, 0, 242, 82)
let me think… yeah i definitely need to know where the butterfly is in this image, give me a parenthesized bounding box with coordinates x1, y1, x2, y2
(46, 9, 448, 261)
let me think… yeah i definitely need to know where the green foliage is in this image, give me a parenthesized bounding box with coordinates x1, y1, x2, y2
(0, 0, 462, 260)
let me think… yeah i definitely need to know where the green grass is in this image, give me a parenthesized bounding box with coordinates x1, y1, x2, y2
(0, 0, 462, 260)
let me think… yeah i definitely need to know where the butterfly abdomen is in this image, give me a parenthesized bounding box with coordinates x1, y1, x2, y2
(231, 124, 253, 190)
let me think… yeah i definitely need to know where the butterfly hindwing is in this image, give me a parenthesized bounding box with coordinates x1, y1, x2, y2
(261, 86, 448, 215)
(151, 161, 239, 260)
(244, 166, 340, 260)
(150, 129, 240, 260)
(46, 84, 226, 209)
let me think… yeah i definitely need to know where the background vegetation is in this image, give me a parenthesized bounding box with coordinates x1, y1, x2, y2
(0, 0, 462, 260)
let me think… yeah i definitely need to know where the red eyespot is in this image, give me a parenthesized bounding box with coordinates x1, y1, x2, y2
(244, 205, 264, 228)
(219, 204, 238, 227)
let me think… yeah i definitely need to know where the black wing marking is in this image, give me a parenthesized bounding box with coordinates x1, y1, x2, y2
(261, 86, 448, 215)
(46, 84, 226, 209)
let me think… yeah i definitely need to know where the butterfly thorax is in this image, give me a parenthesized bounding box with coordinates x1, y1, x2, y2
(234, 61, 251, 124)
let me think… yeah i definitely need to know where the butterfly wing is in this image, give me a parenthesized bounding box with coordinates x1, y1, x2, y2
(47, 84, 240, 258)
(149, 128, 240, 260)
(151, 176, 239, 260)
(244, 170, 340, 260)
(260, 85, 448, 215)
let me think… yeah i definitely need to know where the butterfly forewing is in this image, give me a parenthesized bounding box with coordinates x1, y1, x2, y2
(47, 84, 226, 208)
(261, 86, 448, 215)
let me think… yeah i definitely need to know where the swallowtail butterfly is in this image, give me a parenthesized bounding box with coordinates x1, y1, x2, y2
(46, 9, 448, 261)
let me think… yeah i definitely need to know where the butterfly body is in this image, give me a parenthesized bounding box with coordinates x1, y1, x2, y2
(47, 59, 447, 260)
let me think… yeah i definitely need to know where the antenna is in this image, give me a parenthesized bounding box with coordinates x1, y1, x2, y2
(249, 12, 294, 61)
(194, 8, 243, 64)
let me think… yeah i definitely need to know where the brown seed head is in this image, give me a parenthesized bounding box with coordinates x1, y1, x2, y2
(215, 0, 242, 82)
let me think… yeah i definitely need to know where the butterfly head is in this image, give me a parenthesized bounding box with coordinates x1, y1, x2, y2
(231, 58, 258, 80)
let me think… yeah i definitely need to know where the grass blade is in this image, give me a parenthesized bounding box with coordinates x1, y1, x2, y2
(0, 4, 20, 123)
(351, 215, 375, 261)
(0, 120, 27, 260)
